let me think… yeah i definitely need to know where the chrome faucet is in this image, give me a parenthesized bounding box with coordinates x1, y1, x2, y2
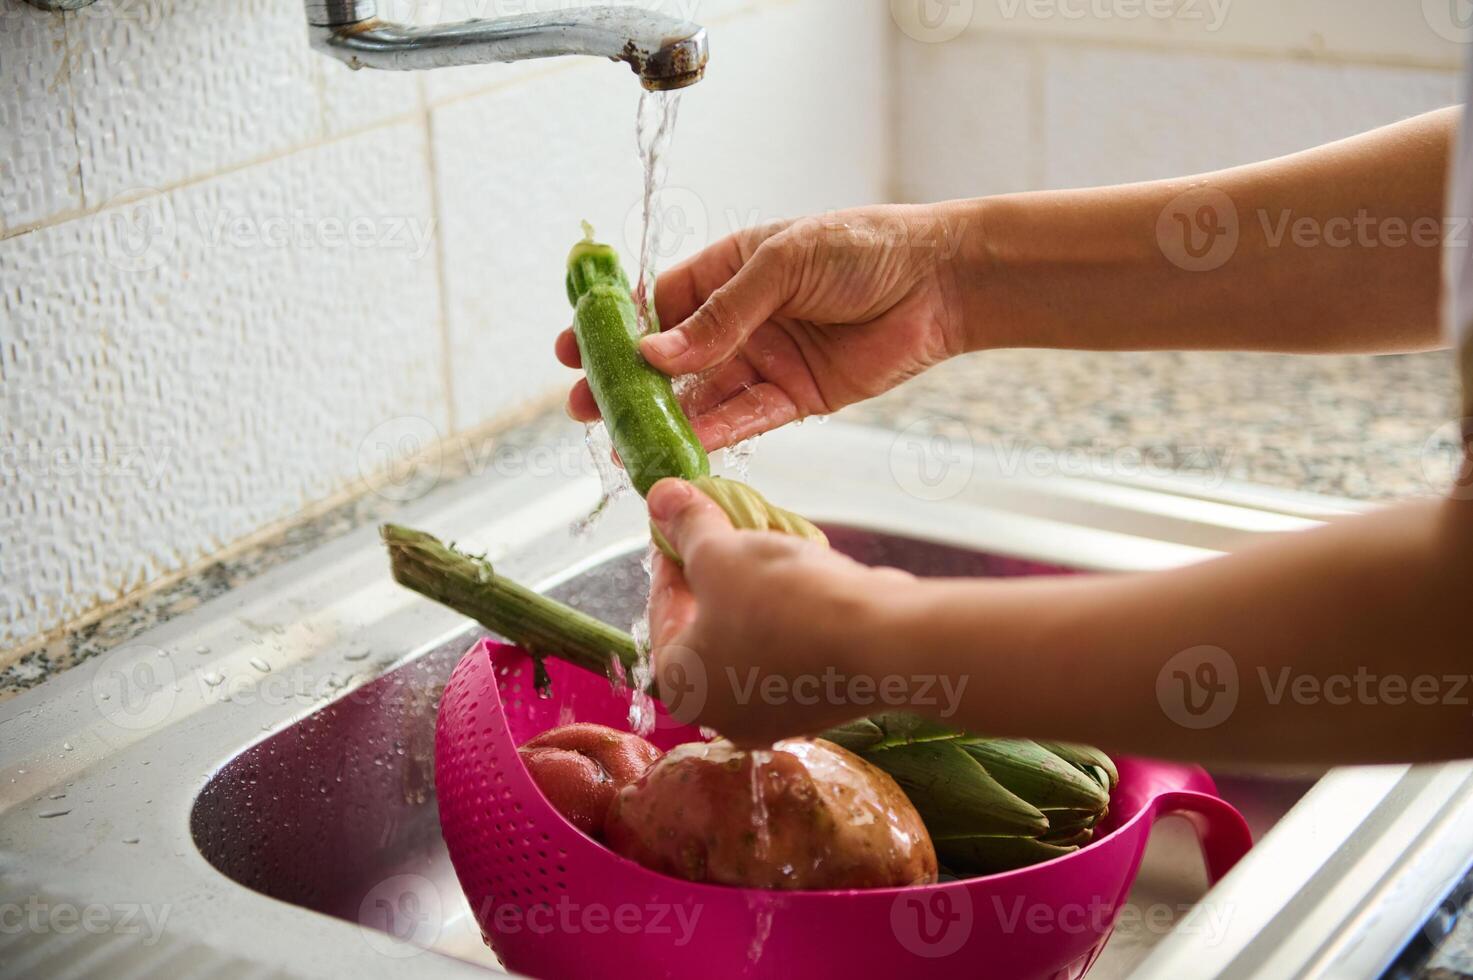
(304, 1, 709, 90)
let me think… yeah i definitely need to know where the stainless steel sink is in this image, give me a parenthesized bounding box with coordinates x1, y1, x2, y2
(3, 421, 1472, 979)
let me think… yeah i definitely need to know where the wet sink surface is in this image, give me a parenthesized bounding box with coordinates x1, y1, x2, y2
(190, 527, 1313, 976)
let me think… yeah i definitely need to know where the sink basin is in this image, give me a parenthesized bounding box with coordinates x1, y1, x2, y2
(189, 531, 1311, 976)
(4, 421, 1471, 979)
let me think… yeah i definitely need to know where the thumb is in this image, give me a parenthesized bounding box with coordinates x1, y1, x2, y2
(641, 245, 787, 375)
(647, 479, 733, 568)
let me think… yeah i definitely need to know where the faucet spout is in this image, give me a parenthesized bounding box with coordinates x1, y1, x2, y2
(307, 3, 709, 91)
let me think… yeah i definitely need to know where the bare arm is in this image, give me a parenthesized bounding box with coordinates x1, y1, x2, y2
(881, 495, 1473, 765)
(956, 106, 1458, 355)
(648, 482, 1473, 767)
(562, 109, 1459, 447)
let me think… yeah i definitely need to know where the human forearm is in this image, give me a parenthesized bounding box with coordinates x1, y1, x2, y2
(875, 498, 1473, 766)
(946, 106, 1457, 355)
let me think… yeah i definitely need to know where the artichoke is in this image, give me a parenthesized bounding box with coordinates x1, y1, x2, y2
(823, 713, 1118, 875)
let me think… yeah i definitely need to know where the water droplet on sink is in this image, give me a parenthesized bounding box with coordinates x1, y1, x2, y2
(38, 809, 70, 819)
(202, 672, 224, 688)
(249, 657, 271, 673)
(196, 646, 211, 655)
(343, 649, 369, 662)
(48, 793, 66, 800)
(62, 742, 73, 752)
(122, 836, 140, 844)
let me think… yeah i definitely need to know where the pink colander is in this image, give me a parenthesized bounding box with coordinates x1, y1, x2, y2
(436, 639, 1253, 980)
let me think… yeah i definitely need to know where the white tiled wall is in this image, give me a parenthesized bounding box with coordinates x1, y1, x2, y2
(896, 3, 1464, 203)
(1, 0, 1467, 653)
(0, 0, 888, 651)
(0, 9, 80, 231)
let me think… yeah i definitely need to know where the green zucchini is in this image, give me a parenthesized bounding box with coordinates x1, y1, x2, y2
(566, 229, 709, 497)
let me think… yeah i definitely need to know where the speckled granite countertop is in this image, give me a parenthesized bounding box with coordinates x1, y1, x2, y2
(3, 347, 1462, 700)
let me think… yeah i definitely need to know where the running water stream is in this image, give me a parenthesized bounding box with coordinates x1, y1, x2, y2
(626, 89, 684, 735)
(570, 94, 783, 961)
(633, 89, 683, 334)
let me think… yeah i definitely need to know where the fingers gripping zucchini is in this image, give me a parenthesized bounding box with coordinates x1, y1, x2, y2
(565, 228, 825, 559)
(651, 476, 828, 565)
(566, 231, 709, 497)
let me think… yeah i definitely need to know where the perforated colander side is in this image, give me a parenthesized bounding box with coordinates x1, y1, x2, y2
(435, 645, 577, 951)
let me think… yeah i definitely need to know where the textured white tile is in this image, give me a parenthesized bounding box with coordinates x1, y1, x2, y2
(0, 121, 445, 648)
(896, 34, 1035, 202)
(431, 0, 889, 430)
(0, 2, 82, 232)
(673, 0, 889, 236)
(938, 0, 1463, 68)
(67, 0, 321, 207)
(431, 65, 641, 430)
(1040, 47, 1461, 189)
(316, 48, 424, 136)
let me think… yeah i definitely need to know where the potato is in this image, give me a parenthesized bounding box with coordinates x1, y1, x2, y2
(604, 737, 938, 890)
(518, 724, 663, 838)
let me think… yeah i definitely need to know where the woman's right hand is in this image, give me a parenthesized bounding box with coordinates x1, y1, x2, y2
(555, 204, 972, 451)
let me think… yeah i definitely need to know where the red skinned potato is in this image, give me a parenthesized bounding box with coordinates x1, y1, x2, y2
(518, 724, 663, 838)
(604, 738, 938, 890)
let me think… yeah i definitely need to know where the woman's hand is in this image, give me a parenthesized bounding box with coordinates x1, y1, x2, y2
(644, 478, 919, 745)
(556, 204, 969, 451)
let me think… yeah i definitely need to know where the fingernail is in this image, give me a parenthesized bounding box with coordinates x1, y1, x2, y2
(643, 330, 690, 361)
(647, 479, 693, 523)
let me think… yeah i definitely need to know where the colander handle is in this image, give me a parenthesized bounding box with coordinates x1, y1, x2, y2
(1151, 789, 1254, 885)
